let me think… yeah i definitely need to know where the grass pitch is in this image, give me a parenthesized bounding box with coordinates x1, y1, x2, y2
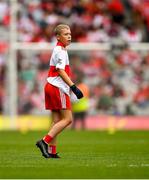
(0, 130, 149, 179)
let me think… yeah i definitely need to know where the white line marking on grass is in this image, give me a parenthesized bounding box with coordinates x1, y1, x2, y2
(129, 164, 149, 167)
(107, 164, 117, 167)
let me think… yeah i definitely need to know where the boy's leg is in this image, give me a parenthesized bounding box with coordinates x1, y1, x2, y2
(36, 110, 60, 158)
(36, 109, 72, 158)
(48, 110, 61, 154)
(47, 109, 73, 138)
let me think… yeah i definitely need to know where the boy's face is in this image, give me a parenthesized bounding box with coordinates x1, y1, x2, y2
(57, 28, 71, 46)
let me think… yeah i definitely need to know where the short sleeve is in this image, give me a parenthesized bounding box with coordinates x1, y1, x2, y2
(55, 50, 66, 70)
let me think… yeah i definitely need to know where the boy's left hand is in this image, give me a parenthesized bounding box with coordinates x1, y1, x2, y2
(70, 85, 83, 99)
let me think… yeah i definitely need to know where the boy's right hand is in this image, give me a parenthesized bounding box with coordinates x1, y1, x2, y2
(70, 85, 83, 99)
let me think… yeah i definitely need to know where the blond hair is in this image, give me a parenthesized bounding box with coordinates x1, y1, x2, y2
(54, 24, 70, 35)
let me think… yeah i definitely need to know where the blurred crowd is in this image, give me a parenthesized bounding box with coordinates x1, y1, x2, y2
(0, 0, 149, 115)
(1, 0, 149, 42)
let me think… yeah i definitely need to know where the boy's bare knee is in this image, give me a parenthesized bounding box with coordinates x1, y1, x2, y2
(65, 118, 72, 125)
(69, 118, 73, 125)
(61, 110, 73, 125)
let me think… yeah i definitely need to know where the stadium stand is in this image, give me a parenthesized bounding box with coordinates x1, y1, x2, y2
(0, 0, 149, 115)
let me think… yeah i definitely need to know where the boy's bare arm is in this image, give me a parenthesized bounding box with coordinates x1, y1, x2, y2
(57, 68, 83, 99)
(57, 69, 74, 87)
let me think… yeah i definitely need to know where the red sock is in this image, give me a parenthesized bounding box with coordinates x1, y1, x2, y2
(49, 145, 56, 154)
(43, 135, 53, 144)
